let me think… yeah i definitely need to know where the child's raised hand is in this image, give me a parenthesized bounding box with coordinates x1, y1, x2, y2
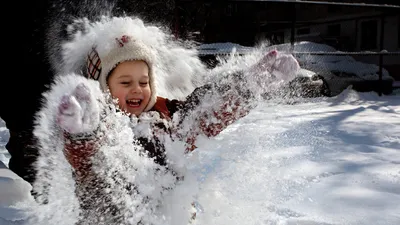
(251, 50, 300, 80)
(56, 83, 100, 134)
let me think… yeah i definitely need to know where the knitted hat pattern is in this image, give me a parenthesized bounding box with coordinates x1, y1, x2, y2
(86, 34, 156, 111)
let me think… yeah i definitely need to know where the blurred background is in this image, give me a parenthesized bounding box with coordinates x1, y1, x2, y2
(130, 0, 400, 97)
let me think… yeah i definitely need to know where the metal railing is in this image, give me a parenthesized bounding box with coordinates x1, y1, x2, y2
(195, 1, 400, 96)
(285, 1, 400, 96)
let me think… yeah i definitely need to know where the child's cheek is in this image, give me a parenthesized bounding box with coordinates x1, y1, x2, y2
(119, 101, 125, 110)
(114, 93, 126, 111)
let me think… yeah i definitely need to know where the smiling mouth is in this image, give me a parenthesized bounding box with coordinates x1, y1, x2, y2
(126, 99, 142, 108)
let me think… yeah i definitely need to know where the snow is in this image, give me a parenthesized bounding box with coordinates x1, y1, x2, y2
(192, 89, 400, 225)
(0, 118, 9, 166)
(0, 161, 34, 225)
(1, 13, 399, 225)
(1, 88, 399, 225)
(198, 41, 394, 81)
(268, 42, 393, 80)
(198, 42, 254, 55)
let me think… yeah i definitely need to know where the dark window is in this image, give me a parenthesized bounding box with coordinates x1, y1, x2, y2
(327, 24, 341, 36)
(360, 20, 378, 50)
(297, 28, 310, 35)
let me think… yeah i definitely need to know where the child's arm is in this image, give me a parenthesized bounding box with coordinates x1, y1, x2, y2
(172, 77, 254, 151)
(62, 130, 103, 180)
(56, 83, 122, 219)
(173, 50, 299, 150)
(56, 83, 103, 178)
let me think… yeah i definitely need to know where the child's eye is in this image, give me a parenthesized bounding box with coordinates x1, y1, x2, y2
(139, 82, 148, 87)
(120, 81, 130, 85)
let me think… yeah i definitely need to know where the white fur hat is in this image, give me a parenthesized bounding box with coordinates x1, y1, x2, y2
(86, 35, 157, 111)
(59, 16, 205, 106)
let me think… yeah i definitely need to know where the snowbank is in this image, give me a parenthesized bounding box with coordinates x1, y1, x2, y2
(0, 160, 33, 224)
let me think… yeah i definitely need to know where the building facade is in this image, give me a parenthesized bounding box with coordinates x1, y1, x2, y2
(175, 0, 400, 80)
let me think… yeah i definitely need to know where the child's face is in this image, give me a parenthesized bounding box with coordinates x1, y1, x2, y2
(107, 60, 151, 116)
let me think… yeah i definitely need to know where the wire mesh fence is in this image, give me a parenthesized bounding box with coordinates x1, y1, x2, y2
(181, 0, 400, 96)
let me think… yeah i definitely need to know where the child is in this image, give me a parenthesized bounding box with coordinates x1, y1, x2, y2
(37, 16, 299, 225)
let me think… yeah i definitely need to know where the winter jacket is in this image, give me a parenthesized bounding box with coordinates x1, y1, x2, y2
(63, 71, 255, 224)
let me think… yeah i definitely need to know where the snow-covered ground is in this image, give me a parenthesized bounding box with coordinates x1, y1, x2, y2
(1, 88, 399, 225)
(1, 12, 399, 225)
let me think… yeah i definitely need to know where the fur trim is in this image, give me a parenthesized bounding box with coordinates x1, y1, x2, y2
(59, 16, 207, 102)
